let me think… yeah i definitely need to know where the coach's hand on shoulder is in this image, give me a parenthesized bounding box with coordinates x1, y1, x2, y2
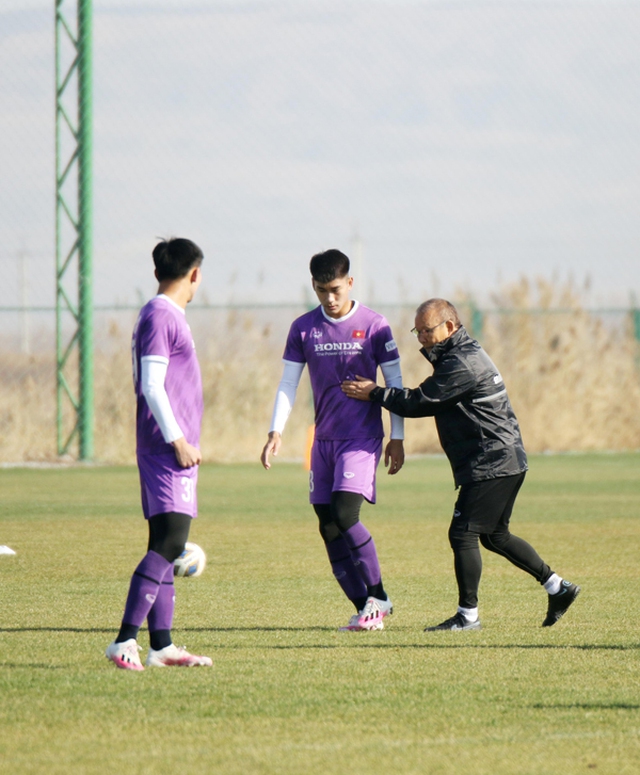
(261, 431, 282, 470)
(385, 439, 405, 475)
(172, 436, 202, 468)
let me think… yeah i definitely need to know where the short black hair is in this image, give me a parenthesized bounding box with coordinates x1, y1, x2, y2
(416, 298, 462, 329)
(152, 238, 204, 281)
(309, 249, 350, 284)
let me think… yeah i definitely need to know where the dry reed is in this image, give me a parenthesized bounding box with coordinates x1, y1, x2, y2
(482, 278, 640, 452)
(0, 280, 638, 464)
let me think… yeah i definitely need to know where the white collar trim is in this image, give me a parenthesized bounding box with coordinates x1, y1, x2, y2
(320, 300, 360, 324)
(156, 294, 185, 315)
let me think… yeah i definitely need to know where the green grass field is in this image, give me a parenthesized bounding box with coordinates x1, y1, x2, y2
(1, 455, 639, 774)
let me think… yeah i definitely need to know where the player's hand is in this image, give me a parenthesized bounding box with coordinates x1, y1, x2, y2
(341, 375, 377, 401)
(385, 439, 405, 475)
(261, 431, 282, 470)
(172, 436, 202, 468)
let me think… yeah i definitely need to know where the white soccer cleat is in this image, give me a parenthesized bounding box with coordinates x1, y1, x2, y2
(340, 612, 380, 631)
(0, 546, 16, 556)
(146, 643, 213, 668)
(339, 596, 393, 631)
(105, 638, 144, 671)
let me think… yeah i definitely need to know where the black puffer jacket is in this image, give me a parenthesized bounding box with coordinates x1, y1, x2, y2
(370, 326, 527, 486)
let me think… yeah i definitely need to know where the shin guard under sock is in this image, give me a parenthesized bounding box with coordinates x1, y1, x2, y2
(148, 563, 176, 647)
(342, 522, 383, 589)
(325, 536, 368, 608)
(118, 550, 173, 638)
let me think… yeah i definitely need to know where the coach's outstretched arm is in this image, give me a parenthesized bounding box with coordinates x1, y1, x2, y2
(341, 360, 477, 418)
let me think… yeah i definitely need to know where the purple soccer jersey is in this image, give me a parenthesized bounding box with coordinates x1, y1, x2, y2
(132, 295, 203, 455)
(283, 302, 400, 441)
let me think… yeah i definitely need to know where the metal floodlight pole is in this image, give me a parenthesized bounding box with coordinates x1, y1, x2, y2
(55, 0, 94, 460)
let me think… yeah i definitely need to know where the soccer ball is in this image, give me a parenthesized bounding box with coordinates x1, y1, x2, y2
(174, 542, 206, 578)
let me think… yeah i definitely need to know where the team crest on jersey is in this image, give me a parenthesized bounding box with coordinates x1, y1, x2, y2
(352, 329, 365, 339)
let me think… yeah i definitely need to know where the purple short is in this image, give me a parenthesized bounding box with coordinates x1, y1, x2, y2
(137, 452, 199, 519)
(309, 438, 383, 505)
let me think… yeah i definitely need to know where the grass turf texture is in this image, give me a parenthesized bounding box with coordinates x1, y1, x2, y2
(1, 455, 639, 775)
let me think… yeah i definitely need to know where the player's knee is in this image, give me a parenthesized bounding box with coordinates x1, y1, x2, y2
(331, 491, 363, 533)
(314, 504, 340, 543)
(319, 521, 341, 543)
(448, 522, 478, 552)
(152, 538, 185, 563)
(448, 521, 463, 550)
(480, 531, 509, 552)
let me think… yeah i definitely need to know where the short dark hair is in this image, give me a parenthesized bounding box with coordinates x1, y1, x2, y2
(152, 238, 204, 281)
(309, 249, 350, 283)
(416, 298, 462, 329)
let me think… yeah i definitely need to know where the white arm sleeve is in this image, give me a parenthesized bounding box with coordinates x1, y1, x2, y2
(380, 359, 405, 440)
(141, 356, 184, 443)
(269, 360, 305, 434)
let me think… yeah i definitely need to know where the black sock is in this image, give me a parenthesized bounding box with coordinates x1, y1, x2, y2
(149, 629, 173, 651)
(116, 623, 139, 644)
(367, 582, 387, 601)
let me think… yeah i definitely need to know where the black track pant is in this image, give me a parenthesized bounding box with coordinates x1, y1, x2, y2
(448, 473, 552, 609)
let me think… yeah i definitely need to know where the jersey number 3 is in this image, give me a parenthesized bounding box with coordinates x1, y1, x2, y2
(180, 476, 194, 503)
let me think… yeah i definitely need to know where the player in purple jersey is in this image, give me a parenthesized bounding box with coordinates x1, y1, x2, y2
(106, 238, 212, 671)
(260, 249, 405, 631)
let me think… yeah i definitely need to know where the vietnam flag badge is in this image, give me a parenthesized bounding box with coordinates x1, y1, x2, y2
(352, 329, 365, 339)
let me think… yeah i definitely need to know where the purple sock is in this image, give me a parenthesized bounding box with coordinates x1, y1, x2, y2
(121, 551, 173, 629)
(325, 536, 368, 603)
(342, 522, 382, 587)
(147, 563, 176, 633)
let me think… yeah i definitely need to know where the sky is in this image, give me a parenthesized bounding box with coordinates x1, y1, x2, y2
(1, 0, 639, 309)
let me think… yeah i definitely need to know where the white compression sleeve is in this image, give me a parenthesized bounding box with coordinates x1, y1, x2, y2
(269, 360, 305, 434)
(140, 356, 184, 443)
(380, 359, 405, 440)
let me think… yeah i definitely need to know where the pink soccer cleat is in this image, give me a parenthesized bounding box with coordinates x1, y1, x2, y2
(105, 639, 145, 671)
(145, 643, 213, 667)
(339, 596, 393, 631)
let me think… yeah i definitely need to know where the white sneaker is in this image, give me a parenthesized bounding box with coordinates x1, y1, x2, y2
(0, 546, 16, 556)
(105, 639, 144, 671)
(339, 596, 393, 631)
(146, 643, 213, 668)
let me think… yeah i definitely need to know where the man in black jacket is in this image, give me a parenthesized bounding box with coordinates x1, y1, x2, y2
(341, 298, 580, 631)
